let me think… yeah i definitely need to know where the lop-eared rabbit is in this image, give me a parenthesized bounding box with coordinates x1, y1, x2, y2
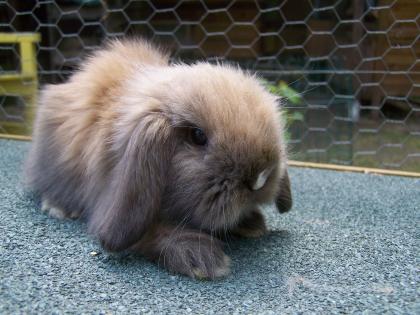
(26, 39, 292, 279)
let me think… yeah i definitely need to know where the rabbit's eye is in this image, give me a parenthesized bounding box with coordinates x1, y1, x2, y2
(190, 128, 207, 146)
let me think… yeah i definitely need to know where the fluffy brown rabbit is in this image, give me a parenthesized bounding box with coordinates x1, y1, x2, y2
(25, 39, 292, 279)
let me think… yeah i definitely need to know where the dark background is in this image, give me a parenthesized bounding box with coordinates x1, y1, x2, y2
(1, 0, 419, 171)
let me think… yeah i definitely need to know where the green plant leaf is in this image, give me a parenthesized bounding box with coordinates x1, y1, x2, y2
(260, 78, 302, 105)
(278, 81, 302, 105)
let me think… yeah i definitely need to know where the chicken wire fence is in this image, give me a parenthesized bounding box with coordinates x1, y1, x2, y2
(0, 0, 419, 171)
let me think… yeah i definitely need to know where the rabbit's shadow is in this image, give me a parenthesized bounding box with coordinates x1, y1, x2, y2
(97, 229, 294, 282)
(224, 230, 294, 275)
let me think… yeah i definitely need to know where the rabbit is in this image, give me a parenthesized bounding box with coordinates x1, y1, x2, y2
(25, 39, 292, 279)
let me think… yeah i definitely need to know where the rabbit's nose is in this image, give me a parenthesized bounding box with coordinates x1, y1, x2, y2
(251, 167, 273, 190)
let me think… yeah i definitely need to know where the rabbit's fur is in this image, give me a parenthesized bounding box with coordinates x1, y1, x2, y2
(25, 39, 292, 279)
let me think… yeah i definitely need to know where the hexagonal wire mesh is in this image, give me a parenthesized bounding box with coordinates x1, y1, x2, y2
(0, 0, 419, 171)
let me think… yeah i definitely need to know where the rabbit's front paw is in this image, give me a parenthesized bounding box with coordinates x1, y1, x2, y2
(156, 231, 231, 280)
(41, 198, 67, 219)
(41, 197, 80, 220)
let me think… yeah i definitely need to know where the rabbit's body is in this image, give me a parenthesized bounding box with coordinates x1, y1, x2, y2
(27, 41, 168, 218)
(26, 39, 292, 279)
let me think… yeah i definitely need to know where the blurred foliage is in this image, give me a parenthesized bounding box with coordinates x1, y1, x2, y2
(261, 79, 304, 124)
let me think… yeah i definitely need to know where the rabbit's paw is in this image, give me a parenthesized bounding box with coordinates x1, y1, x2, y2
(158, 231, 231, 280)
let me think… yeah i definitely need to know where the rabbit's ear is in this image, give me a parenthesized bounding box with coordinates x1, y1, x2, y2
(89, 113, 173, 251)
(275, 169, 292, 213)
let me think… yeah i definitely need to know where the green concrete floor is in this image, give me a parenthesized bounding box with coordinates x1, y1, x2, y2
(0, 139, 418, 314)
